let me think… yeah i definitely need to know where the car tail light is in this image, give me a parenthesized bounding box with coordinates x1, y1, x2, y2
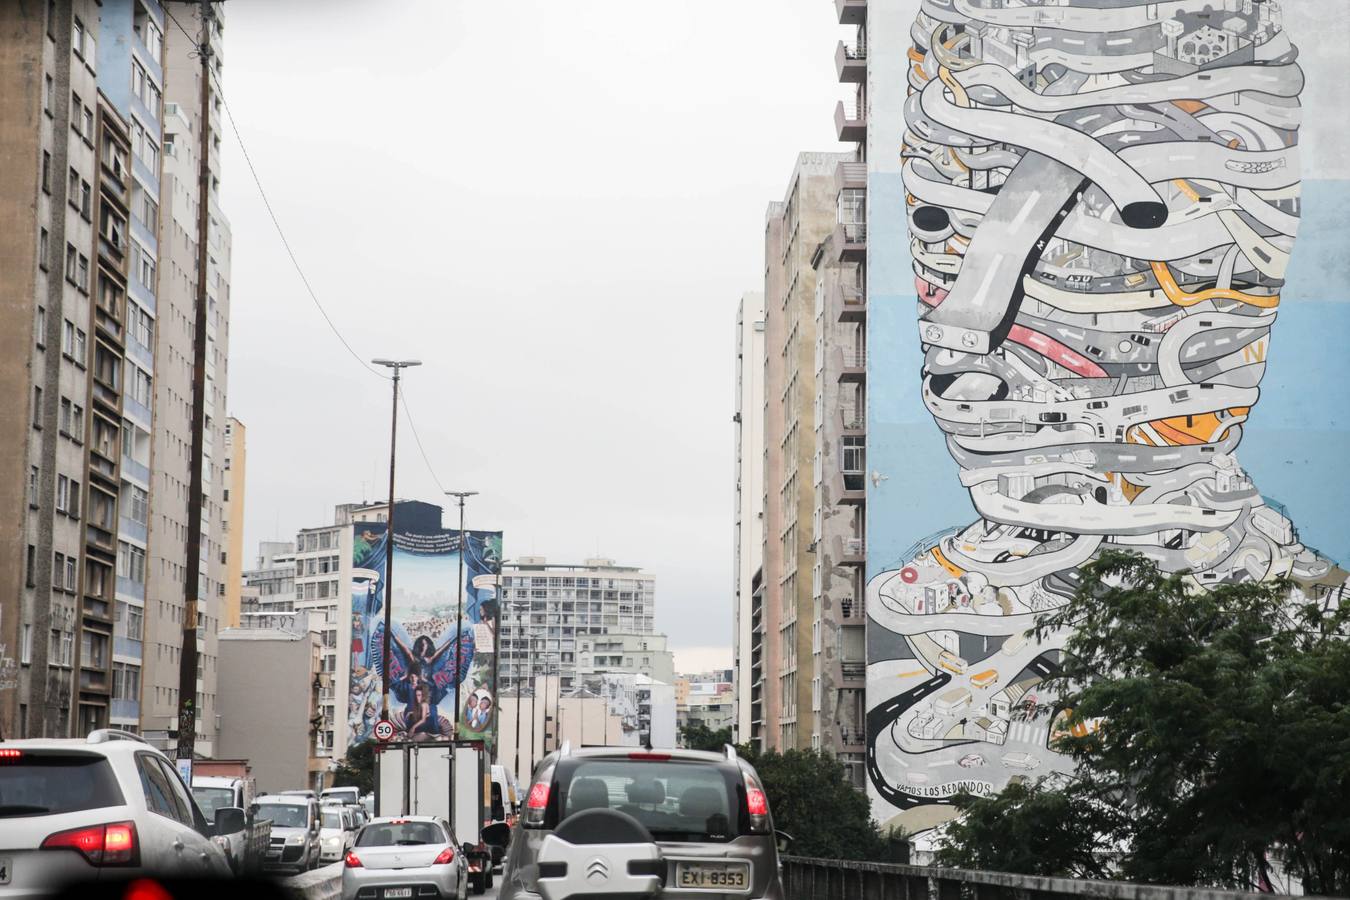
(41, 821, 139, 866)
(522, 763, 555, 828)
(0, 748, 22, 760)
(344, 852, 363, 868)
(433, 847, 456, 865)
(628, 752, 670, 761)
(742, 771, 770, 834)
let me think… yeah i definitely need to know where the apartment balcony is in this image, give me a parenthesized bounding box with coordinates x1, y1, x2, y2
(841, 660, 866, 684)
(838, 284, 866, 325)
(835, 161, 866, 193)
(836, 0, 866, 25)
(836, 40, 867, 84)
(834, 221, 867, 262)
(835, 535, 865, 567)
(837, 726, 867, 750)
(835, 346, 865, 384)
(834, 469, 866, 506)
(839, 595, 864, 622)
(840, 403, 865, 435)
(834, 100, 866, 144)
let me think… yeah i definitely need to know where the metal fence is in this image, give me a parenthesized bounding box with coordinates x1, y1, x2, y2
(779, 857, 1308, 900)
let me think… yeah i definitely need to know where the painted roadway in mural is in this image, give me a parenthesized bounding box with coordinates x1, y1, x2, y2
(868, 0, 1349, 831)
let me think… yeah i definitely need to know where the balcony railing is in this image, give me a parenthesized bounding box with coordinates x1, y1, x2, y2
(834, 100, 866, 143)
(835, 0, 866, 25)
(836, 40, 867, 84)
(841, 405, 865, 431)
(841, 661, 866, 680)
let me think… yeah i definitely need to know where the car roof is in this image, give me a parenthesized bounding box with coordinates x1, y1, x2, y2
(0, 737, 160, 758)
(257, 794, 312, 804)
(565, 746, 732, 764)
(366, 815, 443, 824)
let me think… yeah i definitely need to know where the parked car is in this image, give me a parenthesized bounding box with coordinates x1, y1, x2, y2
(342, 816, 468, 900)
(319, 806, 358, 864)
(499, 743, 787, 900)
(0, 729, 234, 895)
(192, 773, 260, 873)
(254, 793, 321, 875)
(320, 786, 360, 807)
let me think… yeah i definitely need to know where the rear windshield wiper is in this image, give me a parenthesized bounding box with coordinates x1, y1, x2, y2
(395, 840, 429, 845)
(0, 804, 52, 816)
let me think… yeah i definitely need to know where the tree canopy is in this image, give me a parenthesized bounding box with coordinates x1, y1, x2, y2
(331, 739, 375, 795)
(739, 745, 889, 860)
(936, 550, 1350, 894)
(678, 723, 733, 752)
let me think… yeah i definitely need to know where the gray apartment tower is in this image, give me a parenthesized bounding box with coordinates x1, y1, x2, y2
(0, 1, 232, 747)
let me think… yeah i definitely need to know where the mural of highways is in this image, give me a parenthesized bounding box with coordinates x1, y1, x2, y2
(867, 0, 1350, 831)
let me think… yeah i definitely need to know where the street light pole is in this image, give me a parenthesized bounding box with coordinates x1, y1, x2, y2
(445, 490, 477, 818)
(491, 557, 510, 766)
(372, 359, 421, 726)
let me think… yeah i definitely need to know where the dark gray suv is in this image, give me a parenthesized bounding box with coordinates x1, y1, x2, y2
(499, 744, 785, 900)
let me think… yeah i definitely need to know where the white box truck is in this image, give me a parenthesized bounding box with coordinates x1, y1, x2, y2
(374, 741, 502, 894)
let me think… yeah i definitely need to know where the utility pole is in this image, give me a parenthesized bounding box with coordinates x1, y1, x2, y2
(490, 557, 510, 764)
(372, 358, 420, 730)
(513, 600, 522, 781)
(445, 491, 476, 816)
(176, 0, 215, 776)
(529, 634, 538, 775)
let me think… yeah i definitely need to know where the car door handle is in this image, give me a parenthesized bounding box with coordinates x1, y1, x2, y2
(173, 839, 184, 850)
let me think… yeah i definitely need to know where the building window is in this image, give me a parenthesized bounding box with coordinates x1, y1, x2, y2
(80, 180, 92, 220)
(21, 624, 32, 665)
(82, 107, 94, 144)
(118, 543, 147, 585)
(41, 152, 51, 194)
(44, 74, 54, 115)
(26, 544, 37, 588)
(72, 17, 85, 58)
(32, 386, 42, 428)
(113, 662, 141, 700)
(28, 466, 39, 507)
(81, 631, 109, 670)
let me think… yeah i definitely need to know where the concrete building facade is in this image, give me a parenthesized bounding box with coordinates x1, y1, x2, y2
(217, 615, 327, 794)
(499, 557, 657, 694)
(576, 631, 674, 686)
(140, 0, 232, 755)
(240, 541, 296, 618)
(221, 417, 245, 628)
(759, 152, 851, 752)
(0, 0, 182, 740)
(732, 292, 765, 745)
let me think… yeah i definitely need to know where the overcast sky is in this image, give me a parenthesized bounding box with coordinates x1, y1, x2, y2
(219, 0, 846, 672)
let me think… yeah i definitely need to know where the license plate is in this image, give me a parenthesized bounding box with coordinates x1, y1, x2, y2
(0, 857, 10, 885)
(383, 890, 413, 899)
(676, 861, 750, 891)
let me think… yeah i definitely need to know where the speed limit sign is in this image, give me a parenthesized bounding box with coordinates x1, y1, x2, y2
(374, 719, 395, 742)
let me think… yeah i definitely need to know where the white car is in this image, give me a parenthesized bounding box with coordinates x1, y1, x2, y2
(0, 730, 233, 896)
(1001, 751, 1042, 770)
(319, 806, 357, 864)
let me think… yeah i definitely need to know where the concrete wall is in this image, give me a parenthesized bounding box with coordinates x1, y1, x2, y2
(217, 629, 320, 794)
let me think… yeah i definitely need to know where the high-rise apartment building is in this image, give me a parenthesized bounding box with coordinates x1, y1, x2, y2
(222, 417, 246, 628)
(759, 152, 851, 753)
(139, 1, 232, 755)
(732, 292, 765, 746)
(0, 0, 181, 740)
(241, 540, 296, 617)
(499, 557, 658, 695)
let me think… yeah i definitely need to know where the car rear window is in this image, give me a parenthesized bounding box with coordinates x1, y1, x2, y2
(322, 810, 343, 829)
(357, 821, 446, 847)
(558, 759, 741, 842)
(0, 752, 125, 817)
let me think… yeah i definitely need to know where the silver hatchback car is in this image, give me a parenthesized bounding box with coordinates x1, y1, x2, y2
(500, 744, 786, 900)
(341, 816, 469, 900)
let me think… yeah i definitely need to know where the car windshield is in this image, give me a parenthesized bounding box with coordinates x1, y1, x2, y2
(256, 803, 309, 828)
(357, 821, 445, 847)
(322, 810, 342, 829)
(560, 760, 738, 842)
(192, 786, 235, 818)
(0, 753, 125, 817)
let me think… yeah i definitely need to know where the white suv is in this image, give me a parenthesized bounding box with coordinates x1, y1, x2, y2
(0, 730, 233, 896)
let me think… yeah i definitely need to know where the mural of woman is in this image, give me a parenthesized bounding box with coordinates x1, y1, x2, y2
(867, 0, 1346, 832)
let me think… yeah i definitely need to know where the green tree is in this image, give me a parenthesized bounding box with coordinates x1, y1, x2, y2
(332, 739, 375, 796)
(739, 746, 888, 860)
(679, 723, 733, 752)
(937, 550, 1350, 894)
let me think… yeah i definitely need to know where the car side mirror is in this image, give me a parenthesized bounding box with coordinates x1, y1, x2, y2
(462, 842, 474, 856)
(215, 807, 246, 836)
(775, 830, 795, 854)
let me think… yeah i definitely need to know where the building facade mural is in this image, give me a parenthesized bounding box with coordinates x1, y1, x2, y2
(865, 0, 1350, 834)
(346, 523, 503, 751)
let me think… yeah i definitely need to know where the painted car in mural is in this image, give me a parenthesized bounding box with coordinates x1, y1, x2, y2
(347, 524, 503, 750)
(867, 0, 1349, 833)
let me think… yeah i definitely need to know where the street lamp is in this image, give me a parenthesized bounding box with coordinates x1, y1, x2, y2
(372, 358, 420, 723)
(445, 490, 477, 814)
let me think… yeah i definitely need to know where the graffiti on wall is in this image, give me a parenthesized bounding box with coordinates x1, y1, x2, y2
(867, 0, 1348, 831)
(347, 524, 503, 751)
